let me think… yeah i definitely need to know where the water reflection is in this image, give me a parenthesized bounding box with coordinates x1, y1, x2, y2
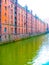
(0, 34, 46, 65)
(27, 34, 49, 65)
(42, 62, 49, 65)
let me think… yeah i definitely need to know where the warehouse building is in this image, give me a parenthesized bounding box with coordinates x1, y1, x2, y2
(0, 0, 48, 42)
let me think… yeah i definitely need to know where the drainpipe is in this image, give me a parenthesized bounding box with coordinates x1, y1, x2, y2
(26, 5, 28, 34)
(0, 0, 1, 41)
(35, 14, 38, 34)
(14, 0, 18, 35)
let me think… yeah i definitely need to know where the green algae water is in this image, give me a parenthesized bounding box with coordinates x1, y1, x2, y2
(0, 34, 49, 65)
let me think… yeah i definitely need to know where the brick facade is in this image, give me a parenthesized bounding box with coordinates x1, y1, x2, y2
(0, 0, 48, 42)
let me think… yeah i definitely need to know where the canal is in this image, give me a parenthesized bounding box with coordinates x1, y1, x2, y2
(0, 33, 49, 65)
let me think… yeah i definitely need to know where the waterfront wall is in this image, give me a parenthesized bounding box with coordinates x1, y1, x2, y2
(0, 0, 49, 42)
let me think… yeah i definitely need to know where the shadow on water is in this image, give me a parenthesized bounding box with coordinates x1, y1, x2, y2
(0, 34, 46, 65)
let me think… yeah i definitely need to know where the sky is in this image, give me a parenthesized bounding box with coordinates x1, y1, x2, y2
(18, 0, 49, 24)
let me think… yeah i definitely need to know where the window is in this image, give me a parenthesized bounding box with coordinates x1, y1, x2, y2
(5, 13, 7, 16)
(0, 3, 1, 10)
(0, 27, 1, 34)
(15, 17, 16, 19)
(11, 21, 13, 24)
(5, 19, 7, 23)
(11, 9, 13, 13)
(8, 5, 10, 8)
(15, 7, 16, 10)
(0, 36, 1, 41)
(4, 27, 7, 32)
(11, 28, 13, 33)
(11, 15, 13, 19)
(0, 24, 1, 28)
(15, 17, 17, 21)
(15, 12, 16, 14)
(5, 0, 6, 4)
(15, 22, 17, 26)
(15, 28, 17, 34)
(15, 2, 17, 4)
(0, 0, 1, 3)
(19, 27, 20, 34)
(11, 4, 13, 7)
(5, 6, 7, 10)
(5, 35, 6, 38)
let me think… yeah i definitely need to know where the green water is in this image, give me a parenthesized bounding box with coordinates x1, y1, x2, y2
(0, 34, 45, 65)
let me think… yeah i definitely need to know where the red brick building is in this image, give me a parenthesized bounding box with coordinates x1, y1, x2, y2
(0, 0, 48, 42)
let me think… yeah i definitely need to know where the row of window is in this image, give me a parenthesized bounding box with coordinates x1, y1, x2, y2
(5, 6, 14, 11)
(4, 27, 13, 33)
(4, 0, 13, 8)
(0, 36, 1, 41)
